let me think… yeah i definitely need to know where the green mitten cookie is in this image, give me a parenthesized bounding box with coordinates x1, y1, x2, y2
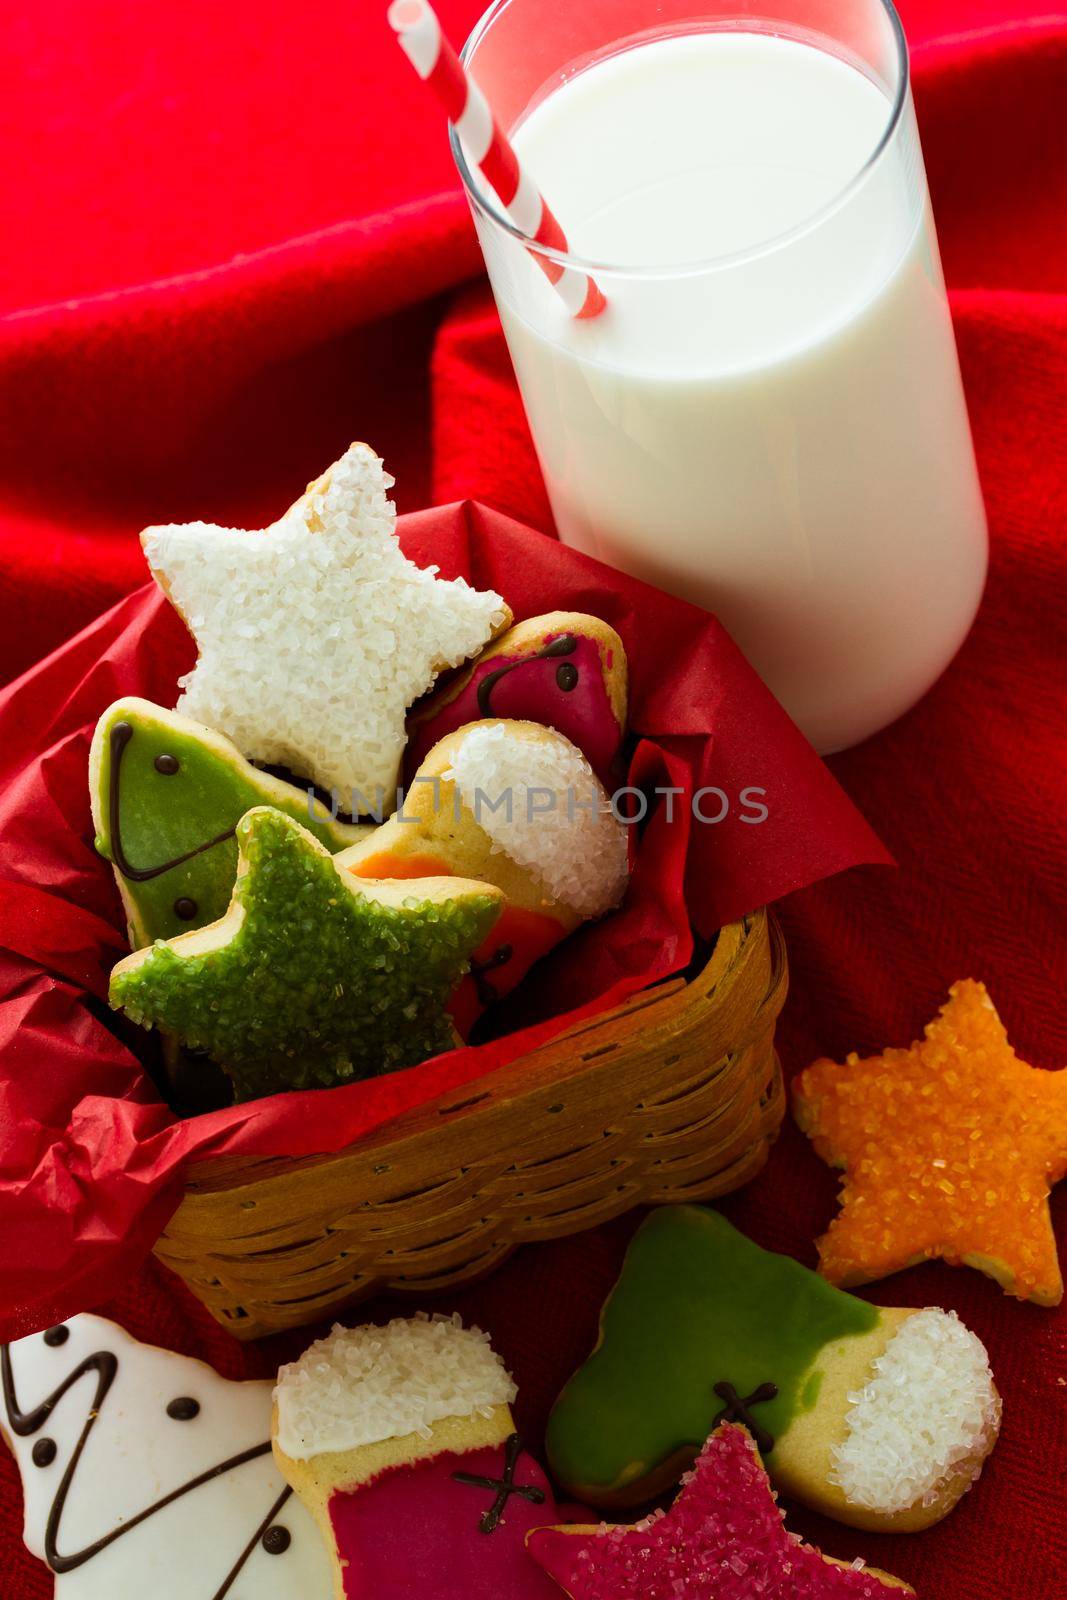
(90, 697, 370, 948)
(109, 807, 504, 1101)
(545, 1206, 1001, 1533)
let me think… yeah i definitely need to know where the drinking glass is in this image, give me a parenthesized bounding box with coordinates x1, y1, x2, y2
(451, 0, 988, 753)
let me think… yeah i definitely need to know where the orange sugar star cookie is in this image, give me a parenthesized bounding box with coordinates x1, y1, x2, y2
(793, 980, 1067, 1305)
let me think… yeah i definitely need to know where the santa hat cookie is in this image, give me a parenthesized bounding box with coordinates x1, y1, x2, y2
(272, 1314, 560, 1599)
(546, 1207, 1000, 1532)
(142, 444, 510, 805)
(0, 1314, 332, 1600)
(339, 720, 630, 1028)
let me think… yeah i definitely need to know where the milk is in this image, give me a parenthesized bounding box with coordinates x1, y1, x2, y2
(474, 32, 987, 751)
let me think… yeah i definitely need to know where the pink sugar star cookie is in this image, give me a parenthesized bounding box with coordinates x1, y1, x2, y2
(526, 1425, 912, 1598)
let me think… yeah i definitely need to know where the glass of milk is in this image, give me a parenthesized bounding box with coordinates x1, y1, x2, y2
(451, 0, 988, 753)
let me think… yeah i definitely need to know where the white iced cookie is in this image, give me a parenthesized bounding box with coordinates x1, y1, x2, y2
(142, 443, 510, 803)
(0, 1315, 332, 1599)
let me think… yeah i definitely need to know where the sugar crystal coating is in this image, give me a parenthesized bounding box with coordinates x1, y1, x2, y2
(109, 807, 500, 1100)
(527, 1425, 906, 1598)
(143, 444, 508, 799)
(274, 1312, 517, 1460)
(443, 721, 629, 919)
(793, 980, 1067, 1304)
(831, 1308, 1000, 1512)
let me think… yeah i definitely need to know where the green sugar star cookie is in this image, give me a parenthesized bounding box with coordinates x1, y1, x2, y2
(90, 697, 370, 948)
(109, 806, 504, 1101)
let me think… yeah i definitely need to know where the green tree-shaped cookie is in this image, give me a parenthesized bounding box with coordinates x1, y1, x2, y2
(90, 698, 370, 948)
(546, 1207, 878, 1502)
(109, 807, 503, 1101)
(546, 1208, 1000, 1535)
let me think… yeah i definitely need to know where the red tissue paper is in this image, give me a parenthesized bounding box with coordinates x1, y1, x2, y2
(0, 499, 887, 1338)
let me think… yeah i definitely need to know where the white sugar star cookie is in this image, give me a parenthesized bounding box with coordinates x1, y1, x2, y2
(142, 444, 510, 805)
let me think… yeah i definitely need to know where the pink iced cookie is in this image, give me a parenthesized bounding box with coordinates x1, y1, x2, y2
(526, 1425, 913, 1599)
(328, 1438, 559, 1598)
(406, 611, 627, 780)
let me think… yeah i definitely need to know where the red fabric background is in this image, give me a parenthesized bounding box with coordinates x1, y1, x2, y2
(1, 2, 1065, 1596)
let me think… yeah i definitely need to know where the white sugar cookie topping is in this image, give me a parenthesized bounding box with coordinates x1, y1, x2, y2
(831, 1308, 1000, 1513)
(443, 722, 629, 919)
(142, 444, 507, 800)
(274, 1313, 517, 1461)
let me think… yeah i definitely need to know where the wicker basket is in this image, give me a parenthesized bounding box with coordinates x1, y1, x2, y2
(154, 911, 787, 1338)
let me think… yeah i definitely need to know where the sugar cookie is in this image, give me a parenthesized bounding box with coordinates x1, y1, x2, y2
(142, 443, 510, 802)
(406, 611, 627, 780)
(546, 1206, 1000, 1532)
(339, 719, 630, 1029)
(794, 979, 1067, 1305)
(0, 1314, 332, 1600)
(273, 1314, 560, 1599)
(109, 807, 503, 1100)
(528, 1424, 912, 1598)
(89, 697, 369, 948)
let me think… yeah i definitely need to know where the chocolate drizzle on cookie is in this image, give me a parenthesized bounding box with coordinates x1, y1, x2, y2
(476, 635, 578, 717)
(108, 720, 235, 883)
(0, 1332, 293, 1596)
(452, 1433, 546, 1533)
(711, 1381, 780, 1454)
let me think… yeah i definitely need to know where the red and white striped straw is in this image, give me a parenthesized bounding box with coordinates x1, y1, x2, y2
(388, 0, 606, 320)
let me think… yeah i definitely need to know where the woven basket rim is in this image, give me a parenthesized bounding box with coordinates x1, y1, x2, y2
(156, 911, 787, 1336)
(178, 911, 779, 1199)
